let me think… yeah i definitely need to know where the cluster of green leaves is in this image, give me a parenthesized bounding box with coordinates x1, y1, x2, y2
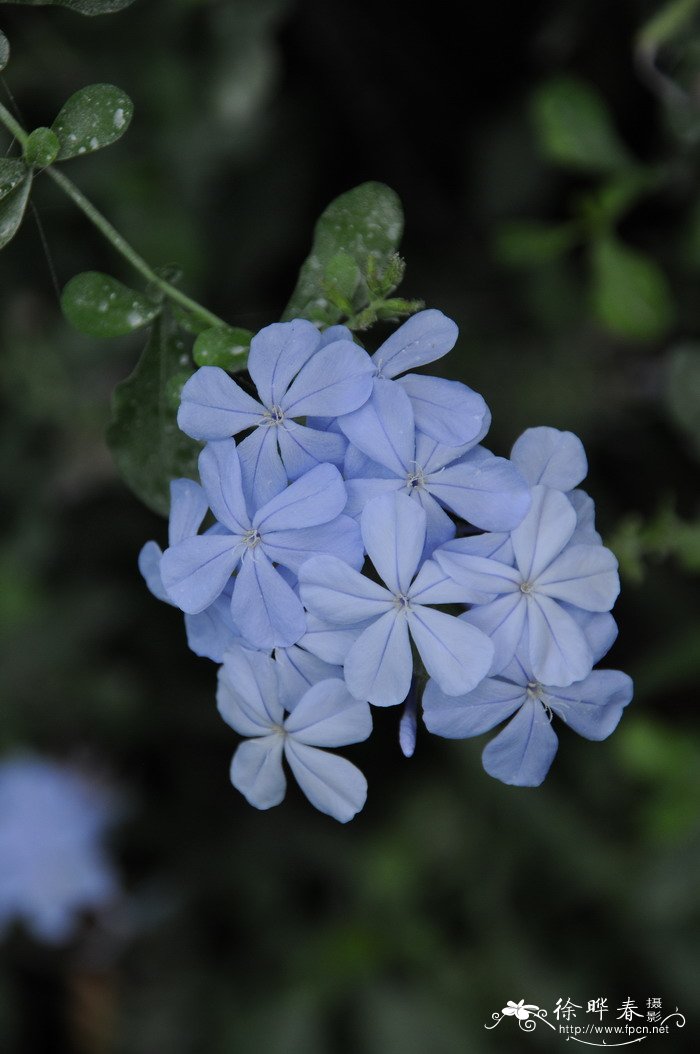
(495, 74, 675, 341)
(3, 0, 136, 14)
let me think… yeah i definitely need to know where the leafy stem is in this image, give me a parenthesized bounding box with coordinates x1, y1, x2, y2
(0, 100, 227, 331)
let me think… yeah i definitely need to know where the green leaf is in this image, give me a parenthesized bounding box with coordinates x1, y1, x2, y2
(107, 314, 200, 516)
(0, 30, 9, 71)
(61, 272, 160, 337)
(323, 252, 361, 311)
(282, 181, 404, 322)
(590, 236, 675, 340)
(665, 344, 700, 458)
(494, 221, 579, 266)
(0, 159, 27, 202)
(3, 1, 137, 14)
(193, 326, 252, 370)
(532, 76, 633, 173)
(51, 84, 133, 161)
(0, 172, 32, 250)
(24, 127, 60, 168)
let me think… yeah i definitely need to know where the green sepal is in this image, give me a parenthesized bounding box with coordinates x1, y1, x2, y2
(106, 313, 201, 516)
(0, 159, 27, 202)
(0, 30, 9, 71)
(374, 298, 425, 322)
(61, 272, 160, 337)
(0, 171, 32, 250)
(24, 127, 60, 168)
(283, 182, 404, 322)
(51, 84, 133, 161)
(3, 2, 137, 15)
(193, 326, 252, 370)
(590, 236, 675, 340)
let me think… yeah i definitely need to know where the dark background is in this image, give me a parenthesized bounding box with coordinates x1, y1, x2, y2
(1, 0, 699, 1051)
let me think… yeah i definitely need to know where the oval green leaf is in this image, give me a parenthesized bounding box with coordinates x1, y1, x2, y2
(107, 314, 201, 516)
(665, 344, 700, 460)
(532, 76, 633, 174)
(193, 326, 252, 370)
(590, 237, 675, 340)
(0, 30, 9, 71)
(283, 181, 404, 322)
(24, 127, 60, 168)
(4, 2, 137, 14)
(61, 272, 160, 337)
(0, 173, 32, 250)
(51, 84, 133, 161)
(0, 159, 27, 202)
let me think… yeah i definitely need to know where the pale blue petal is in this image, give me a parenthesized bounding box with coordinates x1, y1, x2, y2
(263, 515, 364, 573)
(399, 690, 418, 757)
(285, 679, 372, 745)
(413, 488, 456, 556)
(198, 440, 250, 534)
(254, 463, 346, 532)
(247, 319, 321, 407)
(230, 737, 286, 810)
(546, 670, 633, 739)
(345, 477, 403, 519)
(398, 374, 487, 446)
(168, 478, 209, 545)
(408, 558, 478, 605)
(178, 366, 263, 440)
(278, 420, 346, 479)
(566, 608, 618, 664)
(361, 491, 426, 594)
(237, 426, 288, 512)
(372, 309, 458, 378)
(138, 541, 169, 602)
(299, 614, 369, 664)
(415, 432, 472, 474)
(185, 592, 239, 661)
(537, 544, 620, 611)
(284, 740, 367, 822)
(408, 606, 494, 696)
(427, 450, 531, 531)
(568, 489, 602, 545)
(344, 610, 412, 706)
(443, 530, 514, 563)
(526, 594, 594, 686)
(482, 699, 559, 786)
(512, 485, 577, 582)
(434, 546, 521, 603)
(274, 647, 342, 712)
(298, 556, 394, 624)
(423, 676, 525, 738)
(231, 551, 306, 648)
(461, 594, 528, 674)
(217, 646, 284, 734)
(511, 426, 587, 490)
(343, 443, 396, 481)
(281, 340, 374, 417)
(338, 379, 414, 475)
(318, 324, 353, 346)
(161, 534, 242, 613)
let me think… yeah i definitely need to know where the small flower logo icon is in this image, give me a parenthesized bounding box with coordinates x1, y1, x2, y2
(502, 999, 540, 1021)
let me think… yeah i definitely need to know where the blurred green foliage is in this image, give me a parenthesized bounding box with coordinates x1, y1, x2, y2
(0, 0, 699, 1051)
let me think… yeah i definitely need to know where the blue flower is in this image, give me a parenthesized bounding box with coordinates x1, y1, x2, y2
(336, 309, 489, 448)
(139, 478, 240, 661)
(217, 647, 372, 822)
(340, 379, 530, 554)
(178, 319, 375, 508)
(423, 646, 633, 786)
(0, 756, 119, 943)
(510, 426, 588, 491)
(299, 491, 494, 707)
(160, 440, 363, 649)
(435, 486, 620, 686)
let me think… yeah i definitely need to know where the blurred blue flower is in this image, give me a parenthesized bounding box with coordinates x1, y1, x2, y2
(435, 486, 620, 686)
(0, 756, 119, 943)
(161, 440, 362, 649)
(217, 647, 372, 822)
(299, 491, 494, 707)
(178, 319, 374, 507)
(341, 378, 530, 553)
(423, 645, 633, 786)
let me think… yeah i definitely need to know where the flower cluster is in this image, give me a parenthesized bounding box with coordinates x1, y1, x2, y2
(140, 311, 632, 821)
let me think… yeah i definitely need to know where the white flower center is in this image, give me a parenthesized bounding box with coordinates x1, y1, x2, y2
(394, 593, 412, 613)
(243, 528, 262, 549)
(263, 405, 285, 426)
(520, 580, 535, 594)
(405, 464, 426, 491)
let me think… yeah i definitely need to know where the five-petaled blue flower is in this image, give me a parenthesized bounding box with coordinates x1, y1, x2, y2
(160, 439, 362, 649)
(217, 646, 372, 822)
(299, 491, 495, 707)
